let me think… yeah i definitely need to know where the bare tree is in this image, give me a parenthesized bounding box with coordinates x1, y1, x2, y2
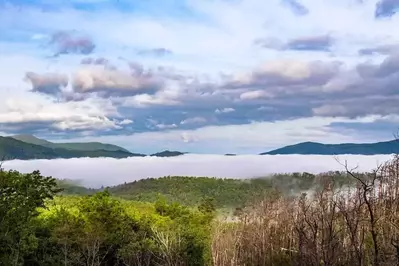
(212, 154, 399, 266)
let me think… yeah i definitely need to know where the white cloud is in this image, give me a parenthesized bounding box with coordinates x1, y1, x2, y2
(155, 123, 178, 129)
(3, 154, 392, 188)
(119, 119, 133, 125)
(180, 132, 199, 143)
(72, 65, 162, 95)
(119, 92, 181, 107)
(240, 90, 273, 100)
(0, 97, 120, 131)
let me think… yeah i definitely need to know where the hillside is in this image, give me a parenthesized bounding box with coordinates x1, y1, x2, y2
(56, 179, 99, 195)
(150, 150, 186, 157)
(0, 136, 145, 160)
(11, 134, 52, 146)
(61, 171, 357, 209)
(262, 140, 399, 155)
(107, 176, 274, 208)
(11, 134, 130, 152)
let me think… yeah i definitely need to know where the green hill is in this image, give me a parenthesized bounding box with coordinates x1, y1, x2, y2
(49, 142, 130, 152)
(11, 134, 52, 146)
(262, 140, 399, 155)
(0, 136, 145, 160)
(60, 171, 360, 211)
(107, 176, 274, 208)
(56, 179, 99, 195)
(11, 134, 130, 153)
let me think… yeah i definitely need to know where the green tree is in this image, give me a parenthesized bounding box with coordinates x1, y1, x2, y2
(198, 197, 216, 215)
(0, 169, 61, 265)
(48, 207, 85, 266)
(75, 190, 134, 265)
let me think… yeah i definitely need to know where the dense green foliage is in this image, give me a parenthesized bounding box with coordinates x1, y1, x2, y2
(262, 140, 399, 155)
(0, 169, 62, 265)
(0, 136, 144, 160)
(0, 169, 215, 266)
(11, 134, 130, 153)
(108, 176, 274, 209)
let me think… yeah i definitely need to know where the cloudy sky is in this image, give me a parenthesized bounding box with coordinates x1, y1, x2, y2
(1, 0, 399, 154)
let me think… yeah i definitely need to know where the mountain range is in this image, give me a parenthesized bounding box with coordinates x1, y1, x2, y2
(0, 135, 397, 160)
(0, 135, 144, 160)
(0, 135, 189, 160)
(12, 134, 130, 153)
(262, 140, 399, 155)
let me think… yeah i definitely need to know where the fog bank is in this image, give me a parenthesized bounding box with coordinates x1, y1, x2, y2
(2, 154, 393, 188)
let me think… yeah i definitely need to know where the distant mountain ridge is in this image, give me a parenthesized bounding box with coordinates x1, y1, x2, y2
(11, 134, 130, 152)
(1, 134, 397, 160)
(262, 140, 399, 155)
(0, 135, 188, 160)
(0, 135, 146, 160)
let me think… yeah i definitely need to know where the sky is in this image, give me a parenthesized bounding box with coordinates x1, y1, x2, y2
(1, 0, 399, 154)
(3, 154, 392, 188)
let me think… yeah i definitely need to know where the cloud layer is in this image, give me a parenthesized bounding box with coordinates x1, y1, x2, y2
(3, 154, 392, 188)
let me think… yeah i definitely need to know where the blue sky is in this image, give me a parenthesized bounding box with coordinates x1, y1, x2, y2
(1, 0, 399, 154)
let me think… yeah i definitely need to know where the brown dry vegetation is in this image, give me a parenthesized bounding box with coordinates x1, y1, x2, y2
(212, 155, 399, 266)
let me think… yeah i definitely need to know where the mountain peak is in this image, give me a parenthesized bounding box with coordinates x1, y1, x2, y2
(11, 134, 51, 145)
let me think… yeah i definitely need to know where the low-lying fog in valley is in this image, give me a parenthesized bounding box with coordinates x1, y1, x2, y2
(2, 154, 393, 188)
